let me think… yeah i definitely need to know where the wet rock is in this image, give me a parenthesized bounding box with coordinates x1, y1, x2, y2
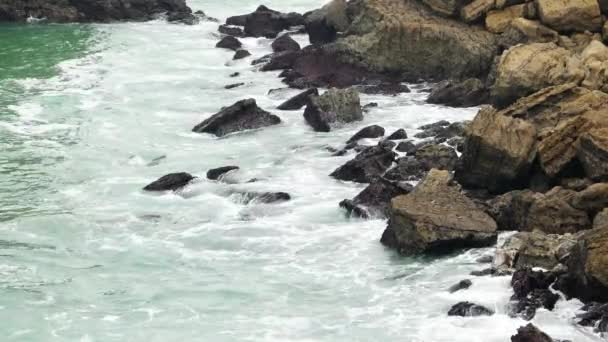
(384, 157, 426, 181)
(395, 141, 416, 154)
(495, 231, 579, 271)
(476, 255, 494, 263)
(330, 144, 396, 183)
(340, 178, 413, 218)
(192, 99, 281, 137)
(510, 268, 559, 320)
(216, 36, 242, 51)
(272, 34, 301, 53)
(486, 190, 541, 231)
(230, 72, 240, 77)
(362, 102, 378, 112)
(386, 129, 408, 140)
(303, 88, 362, 132)
(577, 302, 608, 331)
(237, 191, 291, 204)
(346, 125, 385, 144)
(143, 172, 195, 191)
(207, 166, 239, 180)
(218, 24, 245, 37)
(356, 83, 411, 95)
(277, 88, 318, 110)
(427, 79, 488, 107)
(381, 169, 497, 254)
(233, 49, 251, 60)
(224, 82, 245, 89)
(577, 128, 608, 181)
(448, 302, 494, 317)
(415, 121, 466, 140)
(511, 324, 554, 342)
(448, 279, 473, 293)
(259, 50, 302, 71)
(242, 6, 304, 38)
(304, 0, 348, 44)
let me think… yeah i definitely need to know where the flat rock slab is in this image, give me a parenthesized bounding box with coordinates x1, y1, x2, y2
(193, 99, 280, 137)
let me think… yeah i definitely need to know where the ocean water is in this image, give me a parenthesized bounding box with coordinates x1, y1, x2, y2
(0, 1, 602, 341)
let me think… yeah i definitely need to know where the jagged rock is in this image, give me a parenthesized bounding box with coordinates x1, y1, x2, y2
(460, 0, 495, 23)
(207, 166, 239, 180)
(233, 49, 251, 60)
(277, 88, 318, 110)
(386, 129, 408, 140)
(577, 128, 608, 181)
(395, 141, 416, 154)
(427, 78, 488, 107)
(492, 43, 584, 107)
(346, 125, 385, 144)
(511, 324, 554, 342)
(510, 269, 559, 320)
(218, 24, 245, 37)
(216, 36, 242, 51)
(526, 187, 591, 234)
(260, 50, 301, 71)
(381, 169, 497, 254)
(272, 34, 301, 53)
(384, 157, 426, 181)
(486, 190, 541, 231)
(498, 18, 559, 50)
(536, 0, 602, 33)
(240, 6, 304, 38)
(455, 107, 537, 193)
(448, 302, 494, 316)
(415, 121, 467, 140)
(304, 0, 349, 44)
(192, 99, 281, 137)
(303, 88, 362, 132)
(485, 4, 528, 33)
(143, 172, 195, 191)
(330, 145, 396, 183)
(340, 178, 413, 218)
(0, 0, 193, 23)
(560, 177, 593, 191)
(495, 231, 579, 271)
(448, 279, 473, 293)
(477, 255, 494, 263)
(577, 302, 608, 331)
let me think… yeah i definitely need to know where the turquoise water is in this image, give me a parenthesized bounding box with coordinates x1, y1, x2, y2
(0, 1, 601, 341)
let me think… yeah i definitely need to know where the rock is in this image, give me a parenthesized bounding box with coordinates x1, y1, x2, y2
(560, 177, 593, 191)
(216, 36, 242, 51)
(143, 172, 195, 191)
(207, 166, 239, 180)
(395, 141, 416, 154)
(0, 0, 193, 23)
(577, 302, 608, 331)
(460, 0, 495, 23)
(510, 269, 560, 320)
(356, 83, 411, 95)
(362, 102, 378, 112)
(577, 128, 608, 181)
(526, 187, 591, 234)
(423, 0, 468, 17)
(230, 72, 240, 77)
(491, 43, 585, 107)
(477, 255, 494, 263)
(303, 88, 363, 132)
(415, 121, 467, 140)
(384, 157, 426, 181)
(495, 231, 579, 271)
(455, 107, 537, 193)
(330, 145, 396, 183)
(511, 324, 554, 342)
(233, 49, 251, 60)
(419, 120, 450, 130)
(486, 190, 541, 231)
(386, 129, 408, 140)
(236, 191, 291, 204)
(346, 125, 385, 144)
(427, 78, 488, 107)
(272, 34, 301, 53)
(448, 302, 494, 317)
(593, 208, 608, 230)
(498, 18, 559, 50)
(304, 0, 348, 45)
(218, 24, 245, 37)
(260, 50, 302, 72)
(536, 0, 602, 33)
(413, 144, 458, 171)
(224, 82, 245, 89)
(485, 4, 528, 34)
(448, 279, 473, 293)
(340, 178, 413, 218)
(241, 6, 304, 38)
(192, 99, 281, 137)
(381, 169, 497, 254)
(277, 88, 318, 110)
(571, 183, 608, 213)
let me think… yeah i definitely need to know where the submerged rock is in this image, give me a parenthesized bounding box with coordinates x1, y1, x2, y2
(448, 279, 473, 293)
(207, 166, 239, 181)
(233, 49, 251, 60)
(192, 99, 281, 137)
(448, 302, 494, 317)
(143, 172, 195, 191)
(303, 88, 363, 132)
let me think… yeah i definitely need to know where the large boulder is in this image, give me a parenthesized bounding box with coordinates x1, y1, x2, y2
(536, 0, 602, 33)
(491, 43, 585, 107)
(0, 0, 193, 22)
(192, 99, 281, 137)
(381, 169, 497, 254)
(227, 6, 304, 38)
(460, 0, 496, 23)
(511, 324, 554, 342)
(304, 0, 350, 45)
(340, 178, 413, 218)
(563, 227, 608, 302)
(272, 34, 301, 53)
(303, 88, 362, 132)
(346, 125, 385, 143)
(525, 187, 591, 234)
(455, 107, 537, 193)
(330, 145, 396, 183)
(485, 4, 528, 34)
(486, 189, 542, 231)
(277, 88, 319, 110)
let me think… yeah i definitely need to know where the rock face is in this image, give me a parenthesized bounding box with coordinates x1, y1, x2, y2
(382, 169, 497, 254)
(192, 99, 281, 137)
(536, 0, 602, 33)
(305, 0, 349, 44)
(143, 172, 195, 191)
(277, 88, 319, 110)
(485, 4, 528, 34)
(303, 88, 363, 132)
(563, 227, 608, 302)
(0, 0, 193, 22)
(578, 128, 608, 181)
(511, 324, 554, 342)
(486, 189, 541, 231)
(427, 78, 489, 107)
(330, 145, 396, 183)
(448, 302, 494, 316)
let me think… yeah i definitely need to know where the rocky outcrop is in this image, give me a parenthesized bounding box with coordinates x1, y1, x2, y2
(511, 324, 554, 342)
(497, 18, 559, 50)
(330, 144, 396, 183)
(303, 88, 363, 132)
(143, 172, 195, 191)
(225, 6, 304, 39)
(486, 189, 541, 231)
(381, 169, 497, 254)
(510, 268, 560, 320)
(448, 302, 494, 316)
(386, 129, 408, 140)
(216, 36, 242, 51)
(0, 0, 193, 23)
(536, 0, 602, 33)
(525, 187, 590, 234)
(192, 99, 281, 137)
(427, 78, 489, 107)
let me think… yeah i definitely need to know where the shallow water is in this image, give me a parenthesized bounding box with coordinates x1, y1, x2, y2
(0, 1, 602, 341)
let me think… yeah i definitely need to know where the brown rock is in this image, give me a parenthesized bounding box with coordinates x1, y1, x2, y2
(485, 4, 526, 33)
(461, 0, 495, 23)
(303, 88, 362, 132)
(571, 182, 608, 212)
(497, 18, 559, 49)
(565, 226, 608, 302)
(536, 0, 602, 33)
(593, 208, 608, 230)
(577, 128, 608, 181)
(486, 189, 541, 231)
(526, 187, 590, 234)
(495, 230, 578, 271)
(423, 0, 468, 16)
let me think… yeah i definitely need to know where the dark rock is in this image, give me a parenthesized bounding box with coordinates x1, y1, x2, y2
(346, 125, 385, 144)
(277, 88, 318, 110)
(226, 13, 248, 26)
(193, 10, 218, 23)
(237, 191, 291, 204)
(471, 268, 498, 276)
(415, 121, 467, 140)
(207, 166, 239, 180)
(230, 72, 240, 77)
(242, 6, 304, 38)
(486, 190, 541, 231)
(386, 129, 408, 140)
(340, 178, 413, 218)
(384, 157, 425, 181)
(143, 172, 195, 191)
(395, 141, 416, 154)
(272, 34, 301, 52)
(357, 83, 411, 95)
(476, 255, 494, 263)
(511, 289, 560, 320)
(304, 5, 339, 45)
(378, 140, 396, 150)
(303, 88, 362, 132)
(218, 24, 245, 37)
(419, 120, 450, 130)
(448, 279, 473, 293)
(511, 324, 554, 342)
(363, 103, 378, 112)
(224, 82, 245, 89)
(448, 302, 494, 317)
(216, 36, 242, 51)
(414, 144, 458, 171)
(510, 269, 559, 320)
(192, 99, 281, 137)
(330, 145, 396, 183)
(577, 302, 608, 330)
(427, 78, 489, 107)
(233, 49, 251, 60)
(260, 50, 301, 71)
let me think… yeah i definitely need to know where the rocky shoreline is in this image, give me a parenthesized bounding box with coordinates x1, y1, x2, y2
(10, 0, 608, 339)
